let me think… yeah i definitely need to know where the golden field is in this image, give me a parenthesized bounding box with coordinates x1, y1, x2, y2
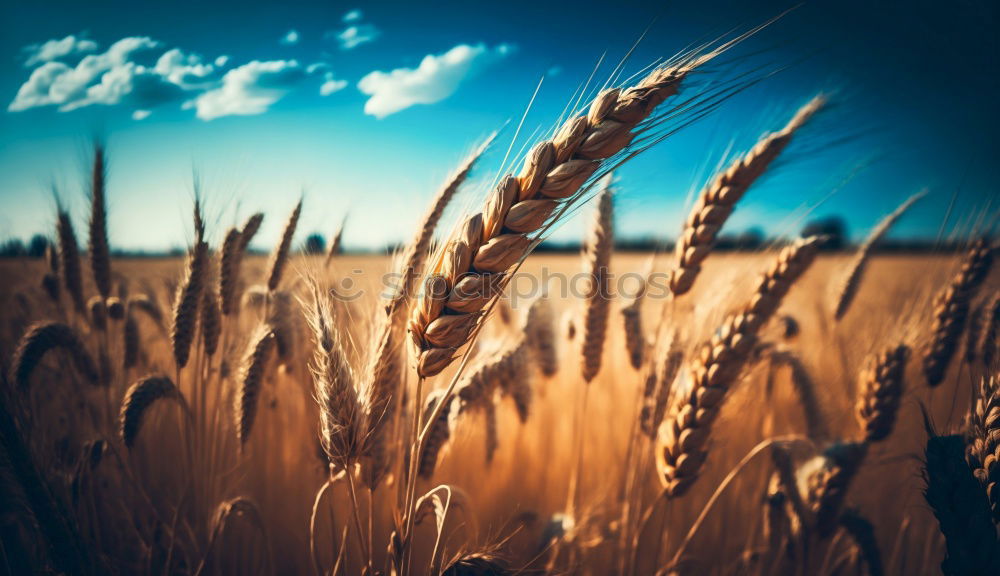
(1, 250, 995, 575)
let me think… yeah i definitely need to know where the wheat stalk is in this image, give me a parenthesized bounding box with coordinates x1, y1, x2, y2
(580, 179, 614, 383)
(669, 96, 824, 296)
(42, 244, 60, 304)
(11, 322, 99, 388)
(88, 143, 112, 299)
(410, 56, 711, 378)
(266, 199, 302, 292)
(923, 238, 994, 387)
(88, 296, 107, 331)
(119, 375, 185, 448)
(656, 236, 822, 497)
(834, 190, 926, 320)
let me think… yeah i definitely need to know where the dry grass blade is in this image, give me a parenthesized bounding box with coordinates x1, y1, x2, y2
(656, 236, 823, 497)
(410, 55, 711, 378)
(923, 238, 994, 387)
(88, 143, 112, 299)
(11, 322, 100, 387)
(581, 179, 614, 383)
(856, 345, 908, 443)
(266, 199, 302, 292)
(235, 327, 276, 445)
(834, 190, 926, 320)
(924, 434, 1000, 575)
(119, 375, 185, 448)
(670, 95, 825, 296)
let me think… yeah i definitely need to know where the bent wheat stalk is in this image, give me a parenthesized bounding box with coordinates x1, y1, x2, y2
(834, 190, 926, 320)
(120, 376, 188, 448)
(923, 238, 994, 387)
(656, 236, 822, 497)
(670, 96, 824, 296)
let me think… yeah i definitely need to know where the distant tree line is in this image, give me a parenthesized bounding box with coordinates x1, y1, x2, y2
(0, 216, 973, 258)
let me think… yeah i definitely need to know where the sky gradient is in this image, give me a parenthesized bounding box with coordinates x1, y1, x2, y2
(0, 0, 996, 252)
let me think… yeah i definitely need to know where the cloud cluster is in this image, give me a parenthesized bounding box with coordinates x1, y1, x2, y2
(280, 30, 299, 46)
(358, 43, 513, 118)
(9, 35, 321, 121)
(330, 9, 380, 50)
(190, 60, 306, 120)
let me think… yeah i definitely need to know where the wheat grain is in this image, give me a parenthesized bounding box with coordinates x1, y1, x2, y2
(670, 96, 824, 296)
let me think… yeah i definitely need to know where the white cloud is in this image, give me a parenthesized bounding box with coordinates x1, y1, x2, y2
(9, 37, 162, 112)
(280, 30, 299, 45)
(154, 48, 219, 89)
(23, 35, 98, 67)
(358, 43, 512, 118)
(133, 109, 151, 120)
(191, 60, 305, 120)
(215, 55, 230, 67)
(342, 9, 363, 23)
(337, 24, 380, 50)
(319, 72, 347, 96)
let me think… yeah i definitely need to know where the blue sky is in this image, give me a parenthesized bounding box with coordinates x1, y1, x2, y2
(0, 0, 996, 252)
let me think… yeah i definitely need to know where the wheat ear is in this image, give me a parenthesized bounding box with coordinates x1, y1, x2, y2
(201, 289, 221, 357)
(171, 200, 208, 369)
(924, 433, 1000, 575)
(523, 296, 558, 377)
(621, 256, 655, 371)
(580, 179, 614, 383)
(655, 236, 822, 497)
(834, 190, 926, 320)
(219, 228, 243, 316)
(239, 212, 264, 251)
(324, 214, 348, 267)
(119, 376, 185, 448)
(802, 441, 868, 536)
(235, 327, 276, 445)
(410, 57, 709, 378)
(856, 345, 908, 443)
(11, 322, 99, 387)
(306, 282, 361, 470)
(966, 374, 1000, 524)
(56, 207, 86, 313)
(923, 238, 994, 387)
(670, 96, 824, 296)
(266, 199, 302, 292)
(88, 143, 112, 299)
(418, 389, 452, 479)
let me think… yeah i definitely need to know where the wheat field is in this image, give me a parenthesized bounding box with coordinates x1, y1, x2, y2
(0, 36, 998, 576)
